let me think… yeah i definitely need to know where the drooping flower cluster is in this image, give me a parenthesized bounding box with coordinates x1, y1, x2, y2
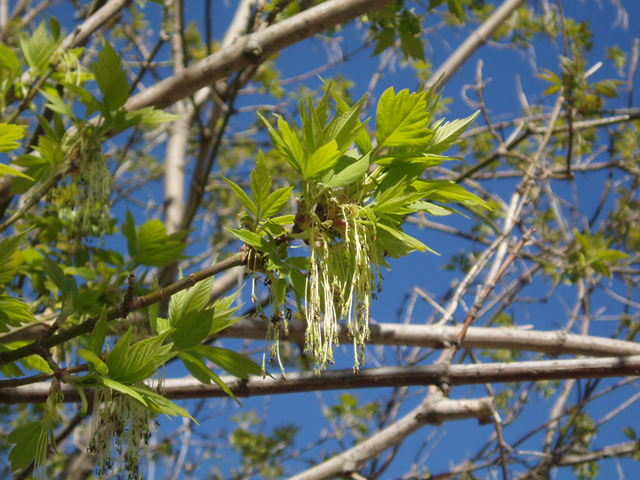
(89, 387, 155, 480)
(50, 124, 112, 239)
(301, 194, 381, 373)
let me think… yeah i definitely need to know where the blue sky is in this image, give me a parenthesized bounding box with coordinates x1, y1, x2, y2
(14, 0, 640, 478)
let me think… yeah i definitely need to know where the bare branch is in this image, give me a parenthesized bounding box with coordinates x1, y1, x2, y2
(427, 0, 527, 90)
(4, 355, 640, 403)
(124, 0, 400, 112)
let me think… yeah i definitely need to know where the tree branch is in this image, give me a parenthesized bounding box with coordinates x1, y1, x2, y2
(124, 0, 400, 112)
(4, 355, 640, 403)
(427, 0, 527, 89)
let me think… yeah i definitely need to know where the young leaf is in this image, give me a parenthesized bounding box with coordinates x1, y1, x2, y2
(39, 89, 74, 118)
(0, 123, 24, 153)
(328, 87, 372, 154)
(209, 289, 244, 335)
(172, 309, 215, 350)
(122, 210, 137, 258)
(324, 93, 368, 152)
(376, 87, 432, 148)
(305, 140, 341, 180)
(169, 274, 214, 323)
(135, 219, 186, 267)
(225, 228, 274, 252)
(277, 116, 306, 171)
(258, 113, 302, 175)
(8, 420, 48, 473)
(302, 97, 324, 156)
(59, 82, 101, 117)
(87, 305, 108, 355)
(19, 20, 58, 75)
(91, 41, 129, 112)
(77, 349, 108, 376)
(105, 330, 174, 384)
(41, 257, 67, 294)
(105, 327, 132, 379)
(0, 296, 37, 328)
(412, 179, 489, 208)
(0, 164, 33, 180)
(190, 345, 263, 379)
(425, 110, 479, 154)
(130, 386, 194, 419)
(219, 175, 258, 217)
(323, 151, 371, 189)
(99, 377, 146, 404)
(0, 44, 21, 74)
(261, 186, 293, 219)
(251, 150, 272, 217)
(179, 351, 241, 405)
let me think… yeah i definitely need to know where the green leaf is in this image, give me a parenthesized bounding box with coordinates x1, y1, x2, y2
(0, 123, 24, 153)
(220, 175, 258, 217)
(0, 163, 33, 180)
(323, 151, 371, 188)
(41, 257, 66, 294)
(72, 289, 101, 315)
(178, 351, 216, 384)
(0, 296, 37, 329)
(77, 349, 108, 376)
(412, 179, 489, 208)
(0, 345, 24, 377)
(19, 20, 58, 75)
(88, 305, 108, 355)
(0, 231, 27, 284)
(426, 110, 479, 154)
(325, 98, 368, 153)
(120, 107, 182, 126)
(376, 87, 432, 148)
(113, 334, 174, 384)
(258, 113, 302, 175)
(39, 88, 74, 117)
(251, 150, 272, 217)
(105, 327, 132, 379)
(122, 210, 137, 258)
(594, 79, 622, 98)
(372, 27, 396, 56)
(99, 377, 146, 404)
(59, 82, 100, 117)
(91, 41, 129, 112)
(135, 219, 186, 267)
(190, 345, 262, 379)
(32, 112, 58, 140)
(328, 87, 372, 154)
(261, 186, 293, 219)
(302, 97, 325, 156)
(178, 351, 241, 405)
(172, 309, 215, 350)
(0, 44, 21, 74)
(130, 386, 194, 420)
(48, 16, 61, 41)
(314, 86, 332, 126)
(105, 329, 174, 384)
(277, 115, 306, 173)
(305, 140, 341, 179)
(209, 289, 243, 335)
(169, 273, 214, 324)
(226, 228, 273, 252)
(398, 9, 425, 60)
(8, 420, 48, 473)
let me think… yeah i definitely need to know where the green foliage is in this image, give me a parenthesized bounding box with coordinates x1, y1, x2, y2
(245, 84, 485, 372)
(229, 411, 299, 479)
(566, 228, 628, 282)
(123, 213, 188, 267)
